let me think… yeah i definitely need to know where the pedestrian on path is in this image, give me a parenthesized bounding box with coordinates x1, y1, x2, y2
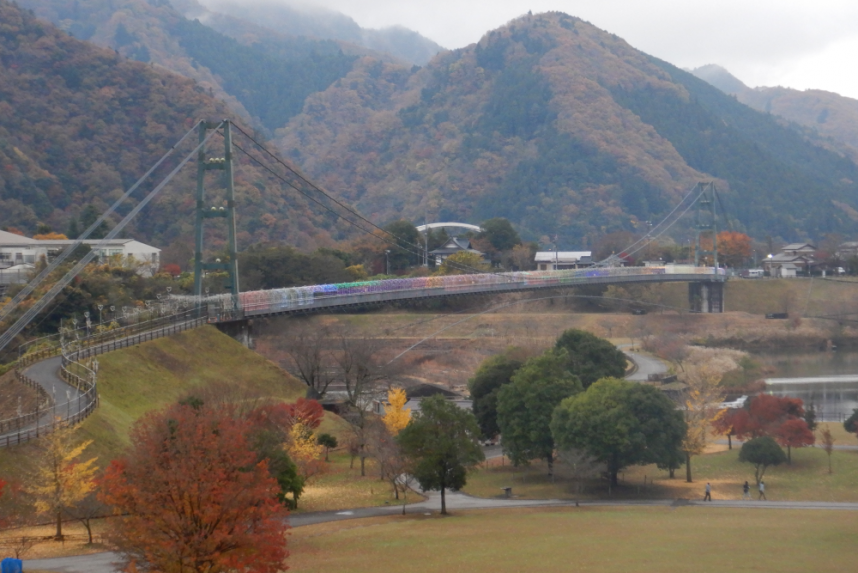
(758, 480, 767, 500)
(742, 481, 751, 500)
(703, 482, 712, 501)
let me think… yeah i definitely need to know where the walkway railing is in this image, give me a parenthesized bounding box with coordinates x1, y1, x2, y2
(1, 311, 208, 448)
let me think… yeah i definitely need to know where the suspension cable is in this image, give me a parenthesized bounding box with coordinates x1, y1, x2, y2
(0, 123, 223, 355)
(0, 121, 203, 325)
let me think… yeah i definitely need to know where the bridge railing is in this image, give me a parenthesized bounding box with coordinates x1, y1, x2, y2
(174, 265, 726, 319)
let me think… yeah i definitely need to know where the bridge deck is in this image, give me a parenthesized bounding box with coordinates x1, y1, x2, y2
(181, 266, 726, 322)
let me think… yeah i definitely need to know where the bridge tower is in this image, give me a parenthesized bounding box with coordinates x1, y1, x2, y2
(690, 182, 724, 313)
(193, 121, 240, 312)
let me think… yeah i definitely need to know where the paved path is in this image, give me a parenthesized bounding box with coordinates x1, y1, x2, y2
(623, 348, 668, 382)
(23, 491, 858, 573)
(0, 357, 88, 441)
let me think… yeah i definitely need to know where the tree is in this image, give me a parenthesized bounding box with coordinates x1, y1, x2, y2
(551, 378, 686, 486)
(28, 423, 99, 540)
(382, 387, 411, 436)
(820, 424, 835, 474)
(681, 364, 725, 482)
(437, 251, 490, 275)
(275, 321, 336, 398)
(367, 419, 410, 500)
(738, 436, 787, 485)
(384, 220, 421, 270)
(774, 418, 815, 463)
(723, 394, 806, 440)
(496, 350, 582, 475)
(397, 395, 484, 514)
(711, 412, 736, 450)
(555, 449, 604, 506)
(554, 329, 627, 388)
(285, 421, 326, 483)
(476, 218, 521, 252)
(100, 404, 288, 573)
(468, 349, 526, 439)
(843, 408, 858, 436)
(317, 433, 338, 462)
(716, 231, 752, 267)
(64, 490, 106, 545)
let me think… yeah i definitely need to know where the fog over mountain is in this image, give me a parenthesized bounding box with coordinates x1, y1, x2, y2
(197, 0, 445, 65)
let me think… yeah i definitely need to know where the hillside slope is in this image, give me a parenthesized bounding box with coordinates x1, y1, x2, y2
(692, 64, 858, 162)
(0, 326, 307, 473)
(277, 13, 858, 244)
(0, 0, 341, 254)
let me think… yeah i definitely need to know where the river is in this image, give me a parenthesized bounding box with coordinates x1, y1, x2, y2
(760, 350, 858, 422)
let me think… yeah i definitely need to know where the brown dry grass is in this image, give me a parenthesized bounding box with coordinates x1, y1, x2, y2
(0, 369, 39, 419)
(287, 506, 858, 573)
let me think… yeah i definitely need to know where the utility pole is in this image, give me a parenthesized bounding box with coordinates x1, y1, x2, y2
(193, 121, 240, 313)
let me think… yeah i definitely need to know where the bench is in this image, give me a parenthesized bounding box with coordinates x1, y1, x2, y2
(500, 486, 512, 498)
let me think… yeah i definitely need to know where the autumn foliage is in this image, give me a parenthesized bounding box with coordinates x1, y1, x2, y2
(382, 387, 411, 436)
(100, 403, 288, 573)
(716, 231, 752, 267)
(719, 395, 814, 461)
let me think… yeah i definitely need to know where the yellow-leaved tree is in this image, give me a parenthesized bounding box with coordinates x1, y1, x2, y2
(29, 423, 98, 539)
(382, 387, 411, 435)
(285, 422, 325, 483)
(681, 363, 725, 483)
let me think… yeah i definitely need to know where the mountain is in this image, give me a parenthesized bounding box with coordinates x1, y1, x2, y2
(0, 0, 341, 262)
(196, 0, 445, 66)
(691, 65, 858, 161)
(276, 13, 858, 244)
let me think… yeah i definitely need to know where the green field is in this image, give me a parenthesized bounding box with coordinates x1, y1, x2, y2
(465, 444, 858, 502)
(288, 506, 857, 573)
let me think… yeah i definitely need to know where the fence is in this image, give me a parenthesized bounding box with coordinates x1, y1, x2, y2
(0, 312, 208, 448)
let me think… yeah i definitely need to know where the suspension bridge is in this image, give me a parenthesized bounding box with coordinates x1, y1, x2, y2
(0, 119, 729, 443)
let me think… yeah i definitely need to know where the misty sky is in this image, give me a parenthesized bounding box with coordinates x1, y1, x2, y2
(290, 0, 858, 99)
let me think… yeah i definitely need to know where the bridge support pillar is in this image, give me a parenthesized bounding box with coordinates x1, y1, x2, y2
(688, 282, 724, 313)
(215, 319, 254, 349)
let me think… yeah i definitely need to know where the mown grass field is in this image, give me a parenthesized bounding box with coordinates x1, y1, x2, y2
(464, 438, 858, 502)
(287, 506, 857, 573)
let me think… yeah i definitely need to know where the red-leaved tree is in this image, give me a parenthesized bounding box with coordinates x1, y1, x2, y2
(719, 395, 813, 460)
(725, 395, 806, 439)
(100, 403, 288, 573)
(775, 418, 816, 463)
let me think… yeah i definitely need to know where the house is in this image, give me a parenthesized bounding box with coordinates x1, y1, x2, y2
(836, 241, 858, 261)
(0, 230, 161, 277)
(762, 243, 817, 277)
(429, 237, 483, 264)
(534, 251, 593, 271)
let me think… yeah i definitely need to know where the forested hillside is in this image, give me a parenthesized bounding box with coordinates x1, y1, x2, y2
(0, 0, 341, 261)
(692, 65, 858, 162)
(277, 13, 858, 244)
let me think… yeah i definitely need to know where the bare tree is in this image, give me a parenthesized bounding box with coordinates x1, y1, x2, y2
(366, 419, 410, 500)
(279, 322, 337, 398)
(555, 449, 604, 506)
(820, 424, 835, 474)
(64, 490, 106, 545)
(335, 331, 396, 476)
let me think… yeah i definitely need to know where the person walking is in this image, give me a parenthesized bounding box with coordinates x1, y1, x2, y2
(703, 482, 712, 501)
(742, 481, 751, 500)
(758, 480, 767, 500)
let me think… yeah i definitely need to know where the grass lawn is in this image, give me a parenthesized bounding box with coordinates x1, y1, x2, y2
(464, 445, 858, 502)
(0, 520, 111, 560)
(287, 506, 857, 573)
(0, 326, 308, 485)
(296, 451, 424, 513)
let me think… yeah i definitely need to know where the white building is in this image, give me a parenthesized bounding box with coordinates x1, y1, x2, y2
(0, 230, 160, 277)
(534, 251, 593, 271)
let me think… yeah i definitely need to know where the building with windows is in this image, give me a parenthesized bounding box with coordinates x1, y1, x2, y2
(0, 230, 160, 277)
(534, 251, 593, 271)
